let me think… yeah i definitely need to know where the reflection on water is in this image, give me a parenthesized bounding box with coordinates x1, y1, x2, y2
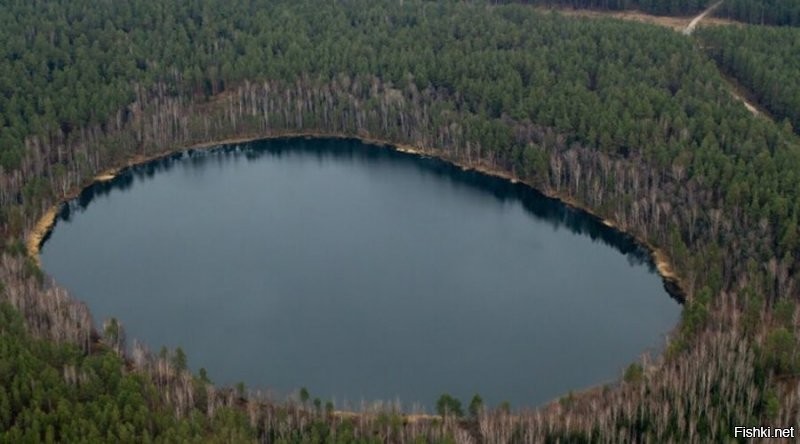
(62, 138, 656, 271)
(42, 137, 680, 411)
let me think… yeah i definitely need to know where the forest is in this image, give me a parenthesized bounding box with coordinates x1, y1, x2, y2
(500, 0, 800, 25)
(697, 25, 800, 130)
(1, 0, 800, 441)
(496, 0, 711, 16)
(716, 0, 800, 26)
(0, 301, 256, 443)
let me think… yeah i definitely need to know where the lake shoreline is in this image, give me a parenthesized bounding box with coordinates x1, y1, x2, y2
(27, 131, 685, 416)
(27, 131, 686, 305)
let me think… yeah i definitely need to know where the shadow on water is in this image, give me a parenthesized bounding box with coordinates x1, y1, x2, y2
(52, 136, 670, 299)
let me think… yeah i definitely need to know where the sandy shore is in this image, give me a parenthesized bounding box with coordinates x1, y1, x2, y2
(23, 131, 687, 420)
(25, 131, 686, 301)
(25, 207, 58, 266)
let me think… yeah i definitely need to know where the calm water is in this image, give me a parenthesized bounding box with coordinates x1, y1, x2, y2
(41, 137, 680, 411)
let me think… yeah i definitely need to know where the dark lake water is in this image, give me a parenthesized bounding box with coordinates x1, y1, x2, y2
(40, 137, 680, 412)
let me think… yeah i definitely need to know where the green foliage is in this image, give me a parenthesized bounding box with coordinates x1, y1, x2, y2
(559, 391, 577, 409)
(299, 387, 310, 405)
(495, 0, 711, 15)
(498, 400, 511, 414)
(172, 347, 188, 372)
(22, 258, 44, 285)
(468, 394, 483, 418)
(2, 241, 26, 257)
(717, 0, 800, 26)
(102, 317, 124, 351)
(198, 367, 211, 384)
(697, 25, 800, 132)
(763, 327, 798, 375)
(743, 290, 764, 338)
(759, 388, 781, 420)
(680, 287, 711, 338)
(0, 0, 799, 440)
(2, 1, 800, 293)
(436, 393, 463, 417)
(772, 298, 795, 328)
(0, 303, 255, 442)
(624, 363, 645, 384)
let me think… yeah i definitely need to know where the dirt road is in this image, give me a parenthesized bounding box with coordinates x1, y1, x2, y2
(683, 0, 725, 35)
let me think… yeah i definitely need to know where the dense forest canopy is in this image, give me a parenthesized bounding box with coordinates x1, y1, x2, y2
(496, 0, 711, 15)
(1, 0, 800, 441)
(717, 0, 800, 26)
(0, 302, 256, 443)
(697, 24, 800, 130)
(2, 0, 799, 289)
(499, 0, 800, 25)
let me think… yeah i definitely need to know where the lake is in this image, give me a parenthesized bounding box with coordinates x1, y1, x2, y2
(40, 137, 680, 412)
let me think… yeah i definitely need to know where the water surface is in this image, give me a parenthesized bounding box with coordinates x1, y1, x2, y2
(41, 137, 680, 411)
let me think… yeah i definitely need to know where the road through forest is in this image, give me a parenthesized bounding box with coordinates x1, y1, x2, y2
(683, 0, 726, 35)
(542, 1, 766, 118)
